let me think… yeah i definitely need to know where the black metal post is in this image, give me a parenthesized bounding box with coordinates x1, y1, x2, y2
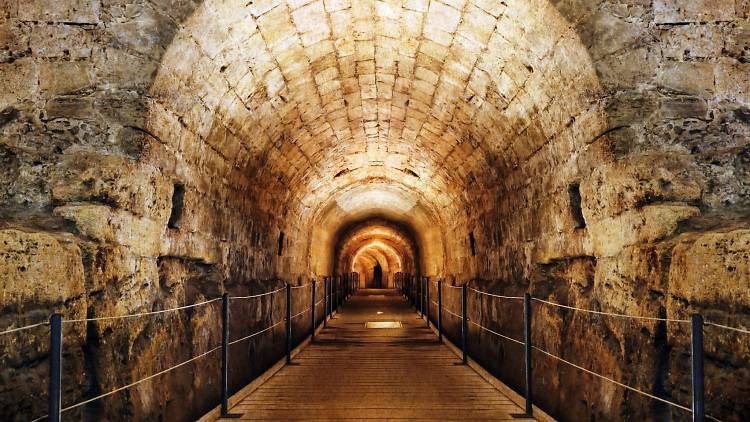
(691, 314, 705, 422)
(220, 295, 241, 418)
(523, 293, 534, 416)
(437, 280, 442, 342)
(323, 277, 328, 327)
(461, 284, 468, 364)
(221, 293, 230, 416)
(48, 313, 62, 422)
(419, 277, 424, 317)
(286, 283, 292, 364)
(425, 277, 430, 328)
(311, 281, 316, 341)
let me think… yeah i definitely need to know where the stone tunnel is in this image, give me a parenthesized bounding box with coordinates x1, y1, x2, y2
(1, 0, 749, 421)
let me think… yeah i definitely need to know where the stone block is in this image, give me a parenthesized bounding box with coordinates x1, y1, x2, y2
(38, 61, 95, 95)
(51, 154, 172, 221)
(0, 229, 85, 309)
(657, 60, 715, 96)
(0, 58, 38, 107)
(54, 204, 164, 257)
(18, 0, 101, 23)
(654, 0, 736, 24)
(669, 229, 750, 308)
(589, 204, 700, 257)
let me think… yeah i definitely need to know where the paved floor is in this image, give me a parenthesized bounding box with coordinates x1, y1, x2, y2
(224, 289, 532, 421)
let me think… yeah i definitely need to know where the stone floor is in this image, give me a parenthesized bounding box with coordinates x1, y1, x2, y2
(223, 289, 532, 421)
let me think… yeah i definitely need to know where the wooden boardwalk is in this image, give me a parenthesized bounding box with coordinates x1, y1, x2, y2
(223, 289, 534, 421)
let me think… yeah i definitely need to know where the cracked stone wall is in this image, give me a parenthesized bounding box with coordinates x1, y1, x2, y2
(1, 0, 748, 421)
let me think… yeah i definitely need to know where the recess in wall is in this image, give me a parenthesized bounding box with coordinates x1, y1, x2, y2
(168, 183, 185, 229)
(568, 183, 586, 229)
(277, 231, 285, 256)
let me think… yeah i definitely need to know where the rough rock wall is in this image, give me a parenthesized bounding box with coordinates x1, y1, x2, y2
(443, 2, 750, 421)
(0, 1, 312, 420)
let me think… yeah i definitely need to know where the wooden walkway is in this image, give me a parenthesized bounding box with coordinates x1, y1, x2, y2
(223, 289, 534, 421)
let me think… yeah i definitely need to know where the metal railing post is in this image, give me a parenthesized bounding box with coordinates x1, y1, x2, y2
(311, 281, 316, 341)
(419, 277, 424, 317)
(461, 284, 468, 364)
(692, 314, 705, 422)
(221, 293, 230, 416)
(425, 277, 430, 328)
(220, 294, 241, 418)
(48, 313, 63, 422)
(323, 277, 328, 327)
(286, 283, 292, 364)
(437, 280, 442, 342)
(523, 293, 534, 416)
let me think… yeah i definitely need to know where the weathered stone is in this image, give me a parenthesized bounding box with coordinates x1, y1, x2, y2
(669, 229, 750, 308)
(54, 204, 164, 257)
(38, 61, 95, 95)
(17, 0, 101, 24)
(657, 61, 715, 96)
(0, 228, 85, 310)
(0, 0, 748, 421)
(589, 204, 700, 257)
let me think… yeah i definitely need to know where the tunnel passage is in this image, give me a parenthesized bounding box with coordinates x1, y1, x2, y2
(1, 0, 749, 421)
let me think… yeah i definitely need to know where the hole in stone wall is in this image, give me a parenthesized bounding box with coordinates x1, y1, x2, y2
(167, 183, 185, 229)
(568, 183, 586, 229)
(277, 231, 285, 256)
(469, 231, 476, 256)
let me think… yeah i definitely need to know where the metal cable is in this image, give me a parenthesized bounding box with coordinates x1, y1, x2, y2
(532, 345, 693, 413)
(64, 297, 222, 324)
(705, 321, 750, 335)
(30, 344, 222, 422)
(443, 308, 462, 319)
(468, 287, 523, 300)
(0, 321, 48, 336)
(467, 320, 524, 346)
(445, 284, 463, 290)
(290, 283, 311, 290)
(229, 286, 286, 300)
(532, 298, 691, 323)
(291, 307, 311, 320)
(315, 299, 325, 307)
(228, 319, 285, 346)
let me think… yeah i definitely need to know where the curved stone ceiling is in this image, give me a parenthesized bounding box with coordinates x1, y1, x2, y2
(148, 0, 603, 227)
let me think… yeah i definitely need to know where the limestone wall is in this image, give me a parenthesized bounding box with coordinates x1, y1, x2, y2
(448, 2, 750, 421)
(1, 0, 748, 421)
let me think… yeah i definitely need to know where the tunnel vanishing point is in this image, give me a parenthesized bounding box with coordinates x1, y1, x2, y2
(1, 0, 749, 421)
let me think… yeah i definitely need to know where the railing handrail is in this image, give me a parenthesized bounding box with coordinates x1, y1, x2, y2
(5, 277, 351, 422)
(409, 277, 739, 422)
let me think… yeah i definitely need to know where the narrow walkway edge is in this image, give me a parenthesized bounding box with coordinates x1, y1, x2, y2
(207, 289, 554, 421)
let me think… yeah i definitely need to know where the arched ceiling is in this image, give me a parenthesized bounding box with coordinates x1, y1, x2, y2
(145, 0, 604, 279)
(148, 0, 602, 222)
(336, 219, 416, 275)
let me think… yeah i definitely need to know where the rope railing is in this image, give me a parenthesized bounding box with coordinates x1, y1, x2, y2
(0, 321, 49, 336)
(399, 274, 742, 422)
(64, 297, 223, 324)
(705, 321, 750, 335)
(467, 319, 524, 346)
(30, 344, 223, 422)
(229, 319, 286, 346)
(532, 297, 691, 323)
(469, 286, 523, 300)
(229, 286, 286, 300)
(12, 278, 355, 422)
